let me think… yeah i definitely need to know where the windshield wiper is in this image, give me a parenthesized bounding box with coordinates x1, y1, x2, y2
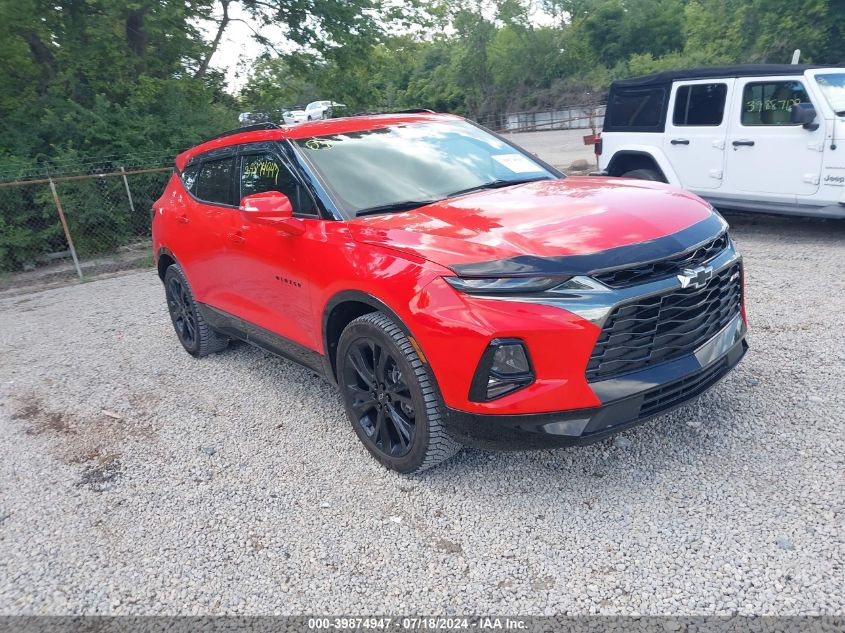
(446, 176, 552, 199)
(354, 176, 553, 216)
(356, 199, 439, 217)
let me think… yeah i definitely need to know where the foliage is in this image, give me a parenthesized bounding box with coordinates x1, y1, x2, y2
(1, 0, 844, 271)
(239, 0, 845, 121)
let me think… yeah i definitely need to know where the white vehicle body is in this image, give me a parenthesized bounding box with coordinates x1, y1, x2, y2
(597, 65, 845, 218)
(282, 109, 307, 125)
(304, 100, 345, 121)
(237, 112, 272, 126)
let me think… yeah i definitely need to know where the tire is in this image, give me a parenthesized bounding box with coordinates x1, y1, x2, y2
(337, 312, 461, 473)
(621, 168, 664, 182)
(163, 264, 228, 358)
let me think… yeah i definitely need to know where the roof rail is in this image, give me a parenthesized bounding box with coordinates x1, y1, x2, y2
(199, 122, 280, 144)
(352, 109, 437, 117)
(390, 108, 436, 114)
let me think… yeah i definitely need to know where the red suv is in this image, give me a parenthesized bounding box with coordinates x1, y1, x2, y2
(153, 112, 747, 472)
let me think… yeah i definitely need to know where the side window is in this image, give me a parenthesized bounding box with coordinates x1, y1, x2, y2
(195, 157, 235, 205)
(606, 88, 666, 130)
(181, 164, 199, 193)
(240, 152, 315, 216)
(742, 81, 809, 126)
(673, 83, 728, 126)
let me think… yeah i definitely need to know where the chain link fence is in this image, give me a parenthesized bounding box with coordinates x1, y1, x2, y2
(0, 164, 173, 294)
(475, 104, 606, 133)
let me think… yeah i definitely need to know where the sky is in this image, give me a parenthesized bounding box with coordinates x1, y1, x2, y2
(206, 5, 289, 94)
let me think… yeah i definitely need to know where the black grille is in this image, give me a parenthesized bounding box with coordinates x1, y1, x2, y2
(593, 233, 729, 288)
(586, 263, 742, 382)
(640, 358, 729, 417)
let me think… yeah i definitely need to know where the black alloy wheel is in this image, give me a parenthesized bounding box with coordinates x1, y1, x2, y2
(166, 274, 197, 349)
(343, 338, 417, 457)
(337, 312, 461, 473)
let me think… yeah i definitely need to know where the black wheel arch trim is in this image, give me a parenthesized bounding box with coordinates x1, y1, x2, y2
(605, 150, 667, 180)
(322, 290, 427, 384)
(156, 246, 179, 280)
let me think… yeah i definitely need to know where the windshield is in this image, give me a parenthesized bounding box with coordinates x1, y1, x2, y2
(816, 73, 845, 115)
(293, 120, 556, 216)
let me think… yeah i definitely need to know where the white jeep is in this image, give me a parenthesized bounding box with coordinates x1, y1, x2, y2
(596, 64, 845, 218)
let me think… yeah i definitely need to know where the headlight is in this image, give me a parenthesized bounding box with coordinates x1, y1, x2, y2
(444, 276, 569, 295)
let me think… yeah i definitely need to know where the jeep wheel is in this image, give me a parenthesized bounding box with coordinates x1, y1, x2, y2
(164, 264, 228, 357)
(621, 168, 664, 182)
(337, 312, 461, 473)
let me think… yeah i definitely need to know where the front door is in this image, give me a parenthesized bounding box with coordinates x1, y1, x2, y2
(723, 76, 825, 200)
(222, 145, 321, 351)
(663, 80, 733, 190)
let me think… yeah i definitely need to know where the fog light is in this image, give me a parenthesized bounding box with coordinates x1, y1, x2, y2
(468, 339, 534, 402)
(492, 344, 530, 375)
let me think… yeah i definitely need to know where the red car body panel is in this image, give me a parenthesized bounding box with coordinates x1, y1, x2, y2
(154, 113, 746, 434)
(348, 177, 712, 269)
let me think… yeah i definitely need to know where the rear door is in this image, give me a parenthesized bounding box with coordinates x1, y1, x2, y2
(723, 76, 825, 200)
(180, 152, 239, 308)
(663, 80, 733, 190)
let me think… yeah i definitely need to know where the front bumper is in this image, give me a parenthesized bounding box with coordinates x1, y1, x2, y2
(444, 314, 747, 449)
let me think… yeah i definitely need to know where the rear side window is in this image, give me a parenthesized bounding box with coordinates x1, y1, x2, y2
(240, 152, 315, 216)
(606, 87, 667, 131)
(742, 81, 809, 126)
(195, 158, 235, 205)
(673, 83, 728, 126)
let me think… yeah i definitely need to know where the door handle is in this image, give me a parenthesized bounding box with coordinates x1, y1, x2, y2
(176, 214, 190, 224)
(227, 232, 245, 245)
(732, 140, 755, 147)
(670, 139, 690, 145)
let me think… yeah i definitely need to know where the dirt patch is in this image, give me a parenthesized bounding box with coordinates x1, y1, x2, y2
(13, 395, 76, 436)
(8, 393, 156, 485)
(76, 453, 122, 492)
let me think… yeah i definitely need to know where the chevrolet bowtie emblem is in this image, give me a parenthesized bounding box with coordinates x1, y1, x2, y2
(677, 265, 714, 289)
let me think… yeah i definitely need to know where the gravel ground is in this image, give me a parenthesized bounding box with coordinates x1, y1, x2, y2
(0, 212, 843, 616)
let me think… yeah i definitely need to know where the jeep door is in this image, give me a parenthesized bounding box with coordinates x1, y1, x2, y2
(223, 143, 319, 350)
(663, 80, 733, 190)
(722, 76, 825, 201)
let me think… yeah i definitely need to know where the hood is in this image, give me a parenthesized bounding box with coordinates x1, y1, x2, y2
(348, 177, 724, 276)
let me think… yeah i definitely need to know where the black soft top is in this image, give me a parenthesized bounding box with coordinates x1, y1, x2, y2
(612, 64, 827, 89)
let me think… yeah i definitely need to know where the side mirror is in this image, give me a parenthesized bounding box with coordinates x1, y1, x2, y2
(239, 191, 304, 235)
(790, 103, 819, 130)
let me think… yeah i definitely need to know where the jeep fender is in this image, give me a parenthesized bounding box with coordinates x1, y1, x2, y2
(603, 147, 679, 185)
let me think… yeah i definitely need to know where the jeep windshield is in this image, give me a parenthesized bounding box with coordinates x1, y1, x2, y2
(292, 120, 557, 217)
(816, 73, 845, 116)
